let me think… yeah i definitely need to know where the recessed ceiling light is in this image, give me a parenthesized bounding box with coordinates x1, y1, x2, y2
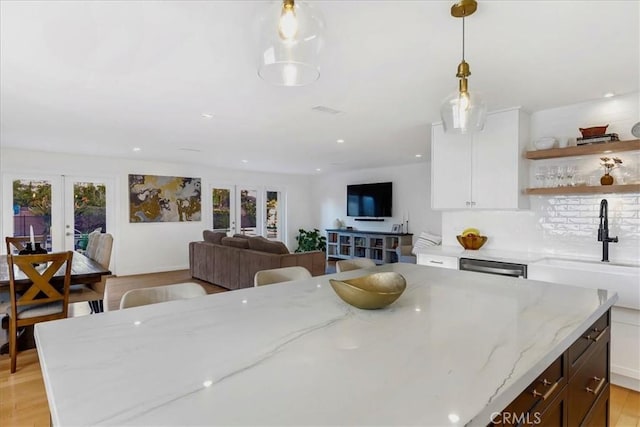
(241, 159, 248, 163)
(603, 92, 615, 98)
(415, 154, 423, 158)
(202, 113, 214, 119)
(132, 147, 141, 152)
(336, 139, 345, 143)
(316, 168, 322, 172)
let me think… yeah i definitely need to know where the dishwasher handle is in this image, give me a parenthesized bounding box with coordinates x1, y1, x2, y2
(463, 265, 524, 276)
(459, 258, 527, 278)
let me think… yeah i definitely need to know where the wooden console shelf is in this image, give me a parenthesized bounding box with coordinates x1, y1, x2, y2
(325, 229, 412, 264)
(525, 184, 640, 195)
(525, 139, 640, 160)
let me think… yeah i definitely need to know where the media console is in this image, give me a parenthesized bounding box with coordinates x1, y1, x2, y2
(325, 229, 412, 264)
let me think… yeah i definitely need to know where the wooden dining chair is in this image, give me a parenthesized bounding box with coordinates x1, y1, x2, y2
(6, 250, 73, 373)
(254, 266, 312, 286)
(5, 235, 48, 254)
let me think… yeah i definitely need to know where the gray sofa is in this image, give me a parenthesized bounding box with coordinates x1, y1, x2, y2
(189, 231, 326, 290)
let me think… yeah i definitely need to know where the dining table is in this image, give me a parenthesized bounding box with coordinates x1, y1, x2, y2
(0, 250, 111, 291)
(0, 250, 111, 354)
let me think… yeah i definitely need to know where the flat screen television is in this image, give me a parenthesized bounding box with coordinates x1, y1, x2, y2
(347, 182, 392, 217)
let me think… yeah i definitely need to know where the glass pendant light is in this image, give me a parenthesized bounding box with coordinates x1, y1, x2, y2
(257, 0, 325, 87)
(440, 0, 487, 134)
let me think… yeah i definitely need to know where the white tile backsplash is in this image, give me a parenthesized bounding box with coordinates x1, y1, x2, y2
(443, 193, 640, 263)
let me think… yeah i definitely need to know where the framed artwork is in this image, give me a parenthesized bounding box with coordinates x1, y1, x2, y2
(391, 224, 403, 233)
(128, 174, 201, 222)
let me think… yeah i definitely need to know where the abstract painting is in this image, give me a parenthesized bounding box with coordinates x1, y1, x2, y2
(129, 174, 201, 222)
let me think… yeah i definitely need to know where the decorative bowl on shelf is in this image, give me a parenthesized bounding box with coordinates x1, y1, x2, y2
(329, 272, 406, 309)
(534, 137, 557, 150)
(456, 235, 488, 250)
(579, 125, 608, 138)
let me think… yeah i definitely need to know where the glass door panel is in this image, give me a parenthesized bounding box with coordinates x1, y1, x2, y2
(237, 188, 259, 236)
(265, 190, 284, 241)
(212, 186, 236, 234)
(3, 174, 63, 252)
(64, 178, 110, 251)
(11, 179, 53, 250)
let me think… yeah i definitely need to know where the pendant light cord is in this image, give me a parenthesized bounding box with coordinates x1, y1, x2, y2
(462, 16, 465, 62)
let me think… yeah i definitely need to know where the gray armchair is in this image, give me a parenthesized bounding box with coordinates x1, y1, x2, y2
(395, 245, 416, 264)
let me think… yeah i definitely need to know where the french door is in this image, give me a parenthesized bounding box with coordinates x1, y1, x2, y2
(63, 177, 115, 252)
(2, 174, 115, 256)
(210, 185, 285, 242)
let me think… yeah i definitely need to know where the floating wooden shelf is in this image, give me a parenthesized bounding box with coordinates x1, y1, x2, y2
(524, 184, 640, 195)
(525, 139, 640, 160)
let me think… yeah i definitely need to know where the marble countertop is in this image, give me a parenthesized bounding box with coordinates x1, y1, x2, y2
(415, 245, 639, 266)
(35, 263, 617, 426)
(415, 246, 551, 264)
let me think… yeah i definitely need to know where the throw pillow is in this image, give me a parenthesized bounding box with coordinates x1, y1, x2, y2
(248, 237, 289, 255)
(203, 230, 226, 244)
(221, 236, 250, 249)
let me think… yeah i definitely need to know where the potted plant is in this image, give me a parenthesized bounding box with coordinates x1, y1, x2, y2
(600, 157, 622, 185)
(295, 228, 326, 253)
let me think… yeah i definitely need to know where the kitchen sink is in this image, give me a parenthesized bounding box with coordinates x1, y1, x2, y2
(528, 257, 640, 310)
(533, 257, 640, 272)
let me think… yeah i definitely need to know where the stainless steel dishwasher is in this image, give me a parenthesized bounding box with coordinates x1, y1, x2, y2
(459, 257, 527, 278)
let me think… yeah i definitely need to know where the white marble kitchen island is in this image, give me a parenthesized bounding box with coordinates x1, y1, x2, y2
(35, 263, 617, 426)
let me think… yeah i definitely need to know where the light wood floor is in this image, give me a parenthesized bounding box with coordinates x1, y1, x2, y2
(1, 270, 639, 426)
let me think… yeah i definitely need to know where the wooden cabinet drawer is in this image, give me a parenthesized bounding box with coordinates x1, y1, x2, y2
(416, 254, 458, 269)
(568, 311, 609, 378)
(567, 338, 609, 426)
(580, 383, 609, 427)
(497, 354, 566, 426)
(537, 385, 568, 427)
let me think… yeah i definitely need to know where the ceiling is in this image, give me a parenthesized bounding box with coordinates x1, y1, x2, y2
(1, 1, 638, 175)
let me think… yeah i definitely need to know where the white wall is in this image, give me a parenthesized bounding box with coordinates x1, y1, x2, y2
(309, 162, 441, 241)
(441, 92, 640, 262)
(0, 148, 314, 276)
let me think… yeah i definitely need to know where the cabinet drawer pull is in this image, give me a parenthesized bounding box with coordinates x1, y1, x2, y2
(585, 376, 606, 395)
(429, 260, 444, 264)
(531, 380, 559, 401)
(587, 326, 608, 343)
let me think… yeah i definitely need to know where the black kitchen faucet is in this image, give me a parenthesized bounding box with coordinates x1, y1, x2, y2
(598, 199, 619, 262)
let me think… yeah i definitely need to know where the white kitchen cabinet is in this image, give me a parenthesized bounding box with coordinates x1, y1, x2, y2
(611, 307, 640, 391)
(416, 253, 458, 269)
(431, 107, 530, 210)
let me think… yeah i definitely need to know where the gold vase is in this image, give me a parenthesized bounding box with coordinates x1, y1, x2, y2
(600, 173, 614, 185)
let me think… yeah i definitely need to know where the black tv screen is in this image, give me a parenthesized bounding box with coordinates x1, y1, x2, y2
(347, 182, 392, 217)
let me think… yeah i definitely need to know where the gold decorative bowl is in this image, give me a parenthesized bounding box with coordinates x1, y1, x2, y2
(456, 235, 488, 250)
(329, 272, 406, 310)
